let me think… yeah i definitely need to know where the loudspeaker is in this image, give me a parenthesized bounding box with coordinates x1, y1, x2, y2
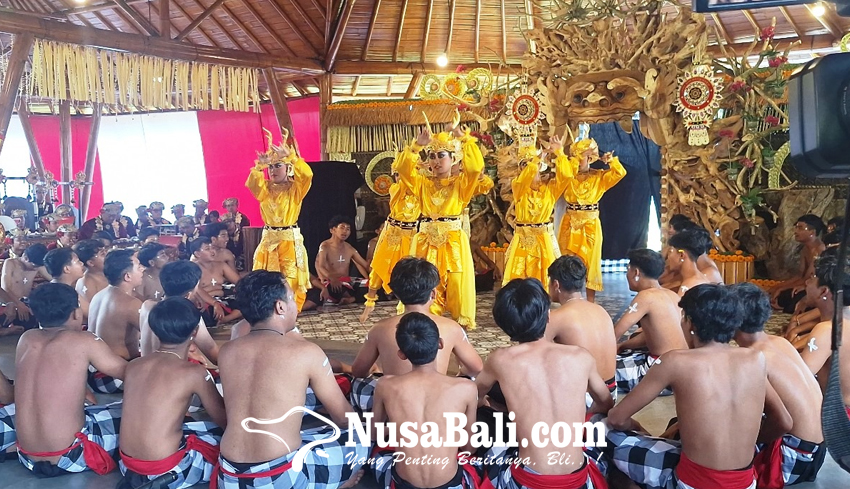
(788, 52, 850, 178)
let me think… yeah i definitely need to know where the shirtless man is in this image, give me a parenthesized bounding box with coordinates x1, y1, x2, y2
(1, 242, 49, 331)
(370, 312, 479, 489)
(191, 237, 241, 324)
(214, 270, 367, 489)
(660, 225, 723, 289)
(74, 239, 109, 303)
(613, 249, 688, 393)
(733, 283, 826, 486)
(350, 257, 483, 412)
(605, 284, 791, 489)
(666, 228, 711, 298)
(546, 255, 617, 403)
(206, 222, 237, 271)
(135, 242, 172, 301)
(770, 214, 826, 312)
(476, 279, 614, 488)
(140, 260, 220, 365)
(316, 215, 370, 305)
(119, 297, 226, 489)
(87, 249, 144, 393)
(14, 283, 127, 476)
(44, 247, 89, 319)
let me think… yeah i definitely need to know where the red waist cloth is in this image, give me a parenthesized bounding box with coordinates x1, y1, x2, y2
(17, 432, 116, 475)
(120, 434, 219, 475)
(752, 438, 784, 489)
(210, 455, 294, 489)
(504, 460, 607, 489)
(676, 452, 755, 489)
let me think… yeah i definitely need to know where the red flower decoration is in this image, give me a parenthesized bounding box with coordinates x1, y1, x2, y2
(729, 80, 750, 93)
(759, 26, 775, 41)
(458, 103, 470, 112)
(764, 115, 780, 126)
(768, 56, 788, 68)
(741, 158, 754, 168)
(718, 129, 735, 139)
(455, 65, 466, 73)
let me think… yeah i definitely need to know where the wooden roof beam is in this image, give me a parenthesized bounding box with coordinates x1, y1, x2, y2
(325, 0, 356, 71)
(405, 72, 422, 98)
(324, 0, 332, 50)
(114, 0, 159, 36)
(361, 0, 381, 60)
(741, 10, 760, 32)
(500, 0, 506, 62)
(708, 33, 835, 56)
(393, 0, 409, 62)
(710, 13, 733, 45)
(334, 60, 523, 75)
(779, 6, 804, 38)
(160, 0, 170, 38)
(171, 0, 223, 48)
(421, 0, 433, 63)
(220, 3, 268, 52)
(0, 10, 323, 71)
(386, 76, 393, 96)
(0, 5, 63, 20)
(284, 0, 322, 39)
(175, 0, 225, 42)
(446, 0, 455, 54)
(806, 3, 842, 40)
(474, 0, 480, 63)
(239, 0, 296, 57)
(351, 75, 360, 96)
(55, 0, 147, 16)
(306, 0, 325, 22)
(524, 0, 536, 52)
(266, 0, 320, 56)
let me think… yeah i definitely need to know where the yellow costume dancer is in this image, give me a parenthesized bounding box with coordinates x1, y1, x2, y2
(503, 138, 570, 290)
(557, 138, 626, 300)
(360, 157, 421, 323)
(398, 125, 484, 329)
(247, 130, 313, 311)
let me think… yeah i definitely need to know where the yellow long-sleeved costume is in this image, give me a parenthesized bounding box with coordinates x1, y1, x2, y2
(246, 157, 313, 310)
(556, 155, 626, 292)
(503, 150, 570, 289)
(367, 174, 421, 295)
(397, 133, 484, 329)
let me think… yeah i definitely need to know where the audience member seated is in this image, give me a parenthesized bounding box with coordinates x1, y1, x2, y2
(44, 247, 89, 319)
(92, 231, 114, 248)
(613, 249, 688, 394)
(369, 312, 479, 489)
(15, 283, 127, 477)
(316, 215, 370, 305)
(191, 237, 241, 325)
(206, 222, 238, 272)
(136, 242, 172, 301)
(214, 270, 368, 489)
(546, 255, 617, 404)
(1, 242, 49, 331)
(476, 278, 614, 488)
(733, 283, 826, 486)
(769, 214, 826, 313)
(118, 297, 226, 489)
(78, 202, 128, 241)
(349, 257, 483, 412)
(666, 229, 712, 299)
(604, 284, 791, 489)
(137, 227, 160, 244)
(176, 217, 199, 261)
(46, 224, 78, 250)
(73, 239, 109, 303)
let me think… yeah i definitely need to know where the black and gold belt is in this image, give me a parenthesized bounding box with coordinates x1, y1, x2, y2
(565, 203, 599, 211)
(515, 222, 551, 228)
(387, 217, 418, 229)
(420, 216, 461, 222)
(264, 225, 298, 231)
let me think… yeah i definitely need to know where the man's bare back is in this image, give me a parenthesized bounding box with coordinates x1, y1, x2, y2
(546, 300, 617, 382)
(90, 287, 143, 359)
(801, 315, 850, 406)
(614, 288, 687, 356)
(1, 259, 38, 300)
(77, 272, 108, 303)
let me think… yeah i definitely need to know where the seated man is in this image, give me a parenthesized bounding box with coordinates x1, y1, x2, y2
(92, 230, 114, 248)
(666, 229, 712, 298)
(660, 224, 723, 289)
(176, 216, 199, 261)
(546, 255, 617, 403)
(316, 215, 370, 305)
(476, 279, 614, 488)
(1, 242, 49, 330)
(605, 284, 791, 489)
(370, 312, 479, 489)
(769, 214, 826, 312)
(74, 239, 109, 303)
(135, 242, 172, 301)
(190, 237, 241, 324)
(119, 297, 227, 489)
(46, 224, 78, 250)
(140, 261, 220, 366)
(350, 257, 484, 412)
(15, 283, 127, 476)
(215, 270, 367, 489)
(206, 222, 238, 272)
(733, 283, 826, 486)
(137, 227, 160, 244)
(613, 249, 688, 393)
(44, 247, 89, 319)
(87, 249, 144, 393)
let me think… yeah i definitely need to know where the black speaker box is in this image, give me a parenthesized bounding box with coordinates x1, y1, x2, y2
(788, 52, 850, 178)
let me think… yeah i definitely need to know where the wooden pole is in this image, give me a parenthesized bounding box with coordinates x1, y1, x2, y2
(263, 68, 300, 155)
(324, 0, 356, 71)
(159, 0, 170, 38)
(16, 101, 47, 181)
(80, 104, 102, 220)
(0, 32, 33, 158)
(59, 101, 72, 205)
(174, 0, 226, 42)
(114, 0, 159, 36)
(319, 74, 332, 160)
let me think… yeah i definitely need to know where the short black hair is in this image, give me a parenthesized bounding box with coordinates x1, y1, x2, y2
(148, 297, 201, 345)
(209, 210, 220, 220)
(137, 243, 169, 268)
(679, 284, 742, 344)
(204, 222, 229, 239)
(328, 215, 352, 229)
(493, 278, 550, 343)
(160, 260, 202, 297)
(732, 282, 771, 334)
(797, 214, 826, 236)
(103, 249, 136, 286)
(190, 236, 213, 256)
(670, 214, 694, 233)
(668, 229, 704, 261)
(816, 254, 850, 294)
(627, 249, 665, 279)
(43, 248, 75, 278)
(73, 239, 105, 266)
(23, 243, 48, 267)
(138, 227, 160, 241)
(691, 227, 714, 255)
(389, 257, 439, 305)
(28, 283, 79, 328)
(396, 312, 440, 365)
(236, 270, 290, 325)
(548, 255, 586, 293)
(92, 230, 114, 243)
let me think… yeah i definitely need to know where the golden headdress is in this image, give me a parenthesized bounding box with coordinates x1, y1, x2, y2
(55, 204, 73, 217)
(11, 209, 27, 218)
(222, 197, 238, 207)
(101, 202, 121, 214)
(148, 201, 165, 211)
(424, 132, 462, 156)
(57, 224, 77, 234)
(569, 138, 598, 157)
(171, 204, 185, 212)
(193, 199, 208, 209)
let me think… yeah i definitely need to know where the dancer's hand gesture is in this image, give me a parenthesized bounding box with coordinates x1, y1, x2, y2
(417, 128, 432, 147)
(550, 134, 564, 154)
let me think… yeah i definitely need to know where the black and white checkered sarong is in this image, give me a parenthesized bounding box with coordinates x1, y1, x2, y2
(87, 365, 124, 394)
(481, 445, 602, 489)
(615, 350, 671, 395)
(755, 433, 827, 486)
(350, 375, 381, 413)
(0, 403, 15, 453)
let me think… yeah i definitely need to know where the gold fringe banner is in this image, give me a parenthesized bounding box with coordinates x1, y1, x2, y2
(325, 99, 478, 127)
(328, 121, 480, 154)
(29, 39, 260, 112)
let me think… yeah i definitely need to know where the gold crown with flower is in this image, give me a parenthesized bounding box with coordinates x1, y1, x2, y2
(424, 132, 462, 156)
(569, 138, 598, 157)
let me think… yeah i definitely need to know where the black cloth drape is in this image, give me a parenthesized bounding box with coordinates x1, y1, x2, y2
(591, 119, 662, 259)
(299, 161, 366, 275)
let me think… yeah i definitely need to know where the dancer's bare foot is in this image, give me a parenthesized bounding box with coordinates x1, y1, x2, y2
(359, 305, 374, 324)
(0, 325, 24, 336)
(340, 469, 364, 489)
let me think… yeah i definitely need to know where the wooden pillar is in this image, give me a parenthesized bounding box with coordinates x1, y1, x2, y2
(262, 69, 299, 155)
(59, 101, 72, 205)
(17, 100, 46, 180)
(160, 0, 171, 38)
(319, 74, 332, 160)
(80, 104, 102, 220)
(0, 32, 33, 157)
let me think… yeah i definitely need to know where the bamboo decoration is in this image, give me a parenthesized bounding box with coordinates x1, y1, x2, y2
(30, 39, 260, 112)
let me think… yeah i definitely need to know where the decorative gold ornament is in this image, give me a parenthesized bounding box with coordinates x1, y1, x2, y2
(675, 64, 723, 146)
(365, 150, 398, 196)
(419, 74, 443, 99)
